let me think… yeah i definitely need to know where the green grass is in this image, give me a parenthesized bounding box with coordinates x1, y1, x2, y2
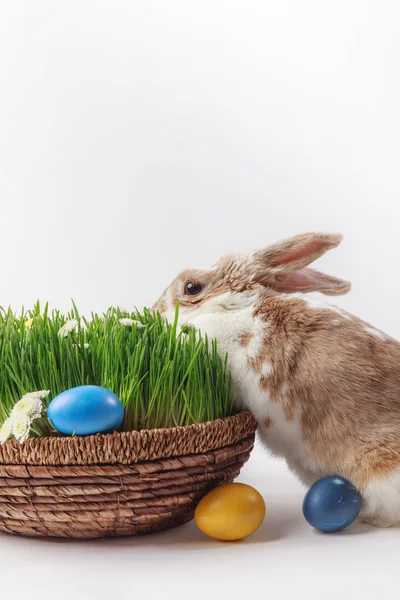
(0, 302, 233, 436)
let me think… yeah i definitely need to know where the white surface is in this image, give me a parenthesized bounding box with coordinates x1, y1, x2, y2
(0, 441, 398, 600)
(1, 1, 400, 598)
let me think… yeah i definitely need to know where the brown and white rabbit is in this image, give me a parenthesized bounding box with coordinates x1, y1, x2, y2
(152, 233, 400, 527)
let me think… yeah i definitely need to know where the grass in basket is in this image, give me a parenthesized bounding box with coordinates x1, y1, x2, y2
(0, 302, 233, 437)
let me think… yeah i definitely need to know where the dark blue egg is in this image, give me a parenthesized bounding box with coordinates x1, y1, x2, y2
(48, 385, 124, 436)
(303, 476, 362, 533)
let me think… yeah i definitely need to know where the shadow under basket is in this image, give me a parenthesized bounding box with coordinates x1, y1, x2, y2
(0, 411, 257, 539)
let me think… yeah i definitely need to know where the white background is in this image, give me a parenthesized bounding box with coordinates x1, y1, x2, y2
(1, 1, 400, 598)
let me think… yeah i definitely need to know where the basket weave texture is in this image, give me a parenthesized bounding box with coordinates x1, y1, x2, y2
(0, 411, 257, 539)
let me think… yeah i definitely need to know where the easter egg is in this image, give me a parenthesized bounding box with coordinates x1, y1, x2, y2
(303, 475, 362, 533)
(47, 385, 124, 436)
(194, 482, 266, 541)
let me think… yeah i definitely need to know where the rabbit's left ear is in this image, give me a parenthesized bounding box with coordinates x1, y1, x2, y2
(248, 232, 351, 295)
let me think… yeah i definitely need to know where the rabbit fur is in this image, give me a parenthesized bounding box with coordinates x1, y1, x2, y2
(152, 233, 400, 527)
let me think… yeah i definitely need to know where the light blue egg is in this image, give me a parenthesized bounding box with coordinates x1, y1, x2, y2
(47, 385, 124, 436)
(303, 475, 362, 533)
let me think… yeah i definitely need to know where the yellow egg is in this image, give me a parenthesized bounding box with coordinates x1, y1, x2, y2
(194, 482, 266, 541)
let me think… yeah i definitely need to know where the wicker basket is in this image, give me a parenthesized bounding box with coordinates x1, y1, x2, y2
(0, 411, 257, 539)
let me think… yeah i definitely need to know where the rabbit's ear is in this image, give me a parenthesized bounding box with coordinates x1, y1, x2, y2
(249, 233, 350, 295)
(255, 232, 343, 273)
(272, 267, 351, 295)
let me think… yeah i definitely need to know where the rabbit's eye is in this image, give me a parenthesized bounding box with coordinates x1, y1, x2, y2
(184, 281, 203, 296)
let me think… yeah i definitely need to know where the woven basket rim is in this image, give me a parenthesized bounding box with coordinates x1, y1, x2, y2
(0, 410, 257, 466)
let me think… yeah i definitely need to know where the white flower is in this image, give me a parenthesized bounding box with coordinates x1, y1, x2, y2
(0, 390, 49, 445)
(58, 319, 78, 338)
(119, 318, 134, 327)
(11, 413, 31, 443)
(0, 418, 13, 444)
(119, 318, 144, 328)
(73, 343, 89, 349)
(11, 390, 48, 420)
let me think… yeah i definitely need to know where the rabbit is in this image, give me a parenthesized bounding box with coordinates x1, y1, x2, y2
(152, 232, 400, 527)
